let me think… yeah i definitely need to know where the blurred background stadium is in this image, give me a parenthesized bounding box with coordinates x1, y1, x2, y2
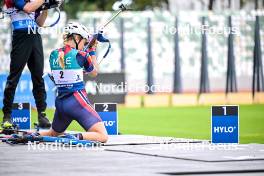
(0, 0, 263, 143)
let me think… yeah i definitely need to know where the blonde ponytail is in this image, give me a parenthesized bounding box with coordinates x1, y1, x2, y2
(59, 34, 70, 69)
(58, 51, 65, 69)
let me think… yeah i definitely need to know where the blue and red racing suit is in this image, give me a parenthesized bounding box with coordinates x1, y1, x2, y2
(49, 45, 102, 133)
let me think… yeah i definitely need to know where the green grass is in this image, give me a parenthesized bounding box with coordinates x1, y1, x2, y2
(1, 105, 264, 143)
(118, 105, 264, 144)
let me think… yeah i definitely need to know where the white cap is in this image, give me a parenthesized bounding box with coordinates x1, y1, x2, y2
(64, 22, 90, 40)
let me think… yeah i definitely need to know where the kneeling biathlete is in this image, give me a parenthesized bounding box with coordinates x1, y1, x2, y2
(40, 22, 108, 143)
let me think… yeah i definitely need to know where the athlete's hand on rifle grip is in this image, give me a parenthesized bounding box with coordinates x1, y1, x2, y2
(46, 0, 63, 7)
(58, 50, 65, 69)
(44, 0, 62, 5)
(36, 0, 63, 12)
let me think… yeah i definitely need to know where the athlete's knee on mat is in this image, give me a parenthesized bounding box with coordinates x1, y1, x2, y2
(87, 132, 108, 143)
(95, 124, 108, 143)
(97, 130, 108, 143)
(98, 133, 108, 143)
(88, 122, 108, 143)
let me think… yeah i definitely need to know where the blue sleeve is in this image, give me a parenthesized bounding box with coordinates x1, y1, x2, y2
(89, 51, 96, 56)
(87, 48, 96, 56)
(76, 53, 94, 73)
(14, 0, 26, 11)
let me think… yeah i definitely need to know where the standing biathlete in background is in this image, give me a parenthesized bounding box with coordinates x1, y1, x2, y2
(1, 0, 55, 128)
(40, 22, 108, 143)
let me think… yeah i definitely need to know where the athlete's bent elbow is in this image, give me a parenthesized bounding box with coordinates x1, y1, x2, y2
(23, 5, 36, 13)
(23, 6, 33, 13)
(23, 0, 44, 13)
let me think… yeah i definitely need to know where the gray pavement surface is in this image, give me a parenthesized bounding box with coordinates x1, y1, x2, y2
(0, 135, 264, 176)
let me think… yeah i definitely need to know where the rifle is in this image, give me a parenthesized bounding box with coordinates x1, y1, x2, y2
(84, 3, 128, 61)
